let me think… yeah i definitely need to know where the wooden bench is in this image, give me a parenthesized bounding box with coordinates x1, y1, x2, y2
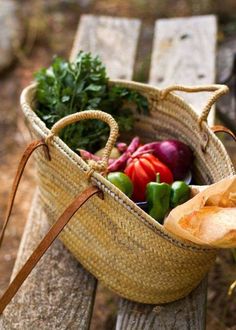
(0, 14, 217, 329)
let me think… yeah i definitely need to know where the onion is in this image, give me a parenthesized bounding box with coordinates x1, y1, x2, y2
(133, 140, 193, 180)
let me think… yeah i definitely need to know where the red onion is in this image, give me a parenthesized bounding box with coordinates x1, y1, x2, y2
(133, 140, 193, 180)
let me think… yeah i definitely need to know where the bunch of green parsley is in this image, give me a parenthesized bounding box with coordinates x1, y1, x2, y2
(35, 51, 148, 153)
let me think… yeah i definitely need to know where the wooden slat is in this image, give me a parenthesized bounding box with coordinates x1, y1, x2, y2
(116, 280, 207, 330)
(217, 40, 236, 130)
(117, 15, 217, 330)
(1, 14, 141, 329)
(70, 15, 141, 80)
(0, 191, 97, 330)
(149, 15, 217, 126)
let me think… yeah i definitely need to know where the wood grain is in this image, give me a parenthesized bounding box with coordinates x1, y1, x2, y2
(0, 190, 97, 330)
(116, 15, 217, 330)
(116, 279, 207, 330)
(70, 15, 141, 80)
(149, 15, 217, 126)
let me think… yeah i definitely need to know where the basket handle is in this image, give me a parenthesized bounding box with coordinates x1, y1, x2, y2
(46, 110, 119, 173)
(160, 84, 229, 124)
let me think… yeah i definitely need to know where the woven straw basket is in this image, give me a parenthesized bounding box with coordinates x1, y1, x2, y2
(20, 80, 235, 304)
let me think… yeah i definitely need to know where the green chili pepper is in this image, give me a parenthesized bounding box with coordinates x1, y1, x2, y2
(146, 173, 171, 224)
(170, 181, 190, 208)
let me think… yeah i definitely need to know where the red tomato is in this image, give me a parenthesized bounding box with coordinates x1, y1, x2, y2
(124, 153, 173, 201)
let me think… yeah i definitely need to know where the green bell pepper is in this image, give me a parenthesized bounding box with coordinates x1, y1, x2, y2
(146, 173, 171, 224)
(170, 181, 190, 208)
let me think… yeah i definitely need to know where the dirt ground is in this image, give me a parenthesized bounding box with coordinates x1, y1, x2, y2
(1, 1, 236, 329)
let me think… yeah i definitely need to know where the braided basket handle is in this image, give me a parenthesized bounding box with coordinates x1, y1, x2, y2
(46, 110, 119, 173)
(160, 84, 229, 124)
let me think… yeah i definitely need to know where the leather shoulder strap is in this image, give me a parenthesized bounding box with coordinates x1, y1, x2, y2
(0, 139, 50, 248)
(0, 185, 101, 314)
(211, 125, 236, 142)
(0, 139, 102, 313)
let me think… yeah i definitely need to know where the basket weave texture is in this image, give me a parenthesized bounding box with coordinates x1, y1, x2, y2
(20, 80, 235, 304)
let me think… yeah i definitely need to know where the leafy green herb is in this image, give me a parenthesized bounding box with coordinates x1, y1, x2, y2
(34, 51, 148, 152)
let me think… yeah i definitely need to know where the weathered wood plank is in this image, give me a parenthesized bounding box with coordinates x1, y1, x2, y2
(70, 15, 141, 80)
(217, 38, 236, 130)
(149, 15, 217, 126)
(0, 190, 97, 330)
(116, 279, 207, 330)
(117, 15, 217, 330)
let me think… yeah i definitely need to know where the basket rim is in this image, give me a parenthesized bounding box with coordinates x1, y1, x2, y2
(20, 80, 234, 252)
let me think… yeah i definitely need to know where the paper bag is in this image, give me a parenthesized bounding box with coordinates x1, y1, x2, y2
(164, 176, 236, 248)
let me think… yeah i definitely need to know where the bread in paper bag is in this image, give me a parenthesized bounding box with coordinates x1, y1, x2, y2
(164, 176, 236, 248)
